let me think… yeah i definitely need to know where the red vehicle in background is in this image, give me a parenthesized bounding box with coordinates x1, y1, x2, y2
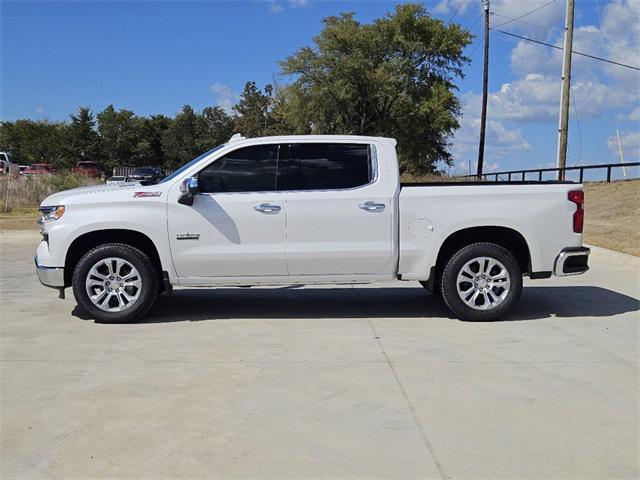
(71, 161, 101, 177)
(23, 163, 55, 175)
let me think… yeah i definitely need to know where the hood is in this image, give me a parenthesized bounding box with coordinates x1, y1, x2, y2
(40, 182, 147, 207)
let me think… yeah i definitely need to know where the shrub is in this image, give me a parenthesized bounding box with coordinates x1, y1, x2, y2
(0, 172, 101, 213)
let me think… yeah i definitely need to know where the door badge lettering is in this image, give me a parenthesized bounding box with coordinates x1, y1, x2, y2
(176, 233, 200, 240)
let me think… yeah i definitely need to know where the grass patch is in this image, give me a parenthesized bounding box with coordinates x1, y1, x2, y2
(0, 172, 100, 214)
(584, 179, 639, 256)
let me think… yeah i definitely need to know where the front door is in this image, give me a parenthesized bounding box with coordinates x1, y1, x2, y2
(168, 144, 287, 280)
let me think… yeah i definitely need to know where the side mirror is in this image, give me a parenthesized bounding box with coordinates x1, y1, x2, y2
(178, 177, 200, 206)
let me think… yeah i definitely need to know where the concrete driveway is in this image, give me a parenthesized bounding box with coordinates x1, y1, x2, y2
(1, 232, 638, 479)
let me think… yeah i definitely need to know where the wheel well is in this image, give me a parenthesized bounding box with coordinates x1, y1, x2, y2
(64, 229, 164, 288)
(431, 226, 531, 289)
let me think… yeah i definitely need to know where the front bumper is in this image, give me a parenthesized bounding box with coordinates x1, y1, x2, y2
(554, 247, 590, 276)
(35, 257, 65, 288)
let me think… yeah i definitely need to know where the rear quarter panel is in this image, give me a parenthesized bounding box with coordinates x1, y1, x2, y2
(398, 183, 583, 280)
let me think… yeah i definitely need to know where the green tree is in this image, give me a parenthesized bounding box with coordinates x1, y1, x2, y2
(134, 114, 172, 167)
(199, 106, 234, 148)
(233, 82, 274, 137)
(65, 107, 101, 168)
(97, 105, 141, 170)
(280, 4, 472, 173)
(0, 120, 68, 168)
(161, 105, 203, 169)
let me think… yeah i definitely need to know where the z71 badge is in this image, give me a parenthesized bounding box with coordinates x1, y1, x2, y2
(133, 191, 162, 198)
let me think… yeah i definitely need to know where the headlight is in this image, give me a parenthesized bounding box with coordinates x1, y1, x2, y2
(38, 205, 65, 224)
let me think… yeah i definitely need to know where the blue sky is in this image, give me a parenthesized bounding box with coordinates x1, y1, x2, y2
(1, 0, 639, 178)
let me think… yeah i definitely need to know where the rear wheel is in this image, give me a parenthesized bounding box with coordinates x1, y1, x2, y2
(72, 243, 159, 323)
(440, 242, 522, 321)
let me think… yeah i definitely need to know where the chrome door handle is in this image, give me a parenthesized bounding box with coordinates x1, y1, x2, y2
(254, 203, 281, 214)
(359, 201, 386, 212)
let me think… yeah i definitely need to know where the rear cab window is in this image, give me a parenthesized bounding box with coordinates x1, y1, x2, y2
(283, 143, 372, 191)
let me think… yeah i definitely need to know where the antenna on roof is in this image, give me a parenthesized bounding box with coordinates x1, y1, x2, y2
(228, 133, 245, 143)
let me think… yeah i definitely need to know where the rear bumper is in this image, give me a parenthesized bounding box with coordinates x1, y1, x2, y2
(35, 257, 65, 288)
(554, 247, 590, 276)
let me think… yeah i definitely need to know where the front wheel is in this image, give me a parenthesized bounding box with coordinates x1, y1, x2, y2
(72, 243, 159, 323)
(440, 242, 522, 321)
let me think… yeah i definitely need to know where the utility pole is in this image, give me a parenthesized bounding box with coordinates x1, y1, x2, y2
(556, 0, 575, 180)
(615, 128, 627, 177)
(477, 0, 490, 179)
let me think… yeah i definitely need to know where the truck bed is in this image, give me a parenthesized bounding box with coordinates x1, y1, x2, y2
(401, 180, 575, 187)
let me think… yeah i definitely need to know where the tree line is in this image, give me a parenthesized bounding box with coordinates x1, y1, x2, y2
(0, 4, 472, 175)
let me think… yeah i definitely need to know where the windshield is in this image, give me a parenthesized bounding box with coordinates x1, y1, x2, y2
(133, 167, 156, 175)
(158, 144, 226, 184)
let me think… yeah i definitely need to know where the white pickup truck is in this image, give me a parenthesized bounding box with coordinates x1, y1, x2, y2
(35, 134, 589, 323)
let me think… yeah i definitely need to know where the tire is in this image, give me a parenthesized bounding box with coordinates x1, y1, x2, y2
(72, 243, 159, 323)
(440, 242, 522, 321)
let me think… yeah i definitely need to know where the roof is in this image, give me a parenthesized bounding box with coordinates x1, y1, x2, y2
(227, 133, 397, 146)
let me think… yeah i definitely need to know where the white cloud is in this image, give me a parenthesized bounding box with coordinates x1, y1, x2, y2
(607, 130, 640, 159)
(510, 39, 550, 74)
(462, 74, 637, 124)
(267, 0, 309, 14)
(434, 0, 475, 16)
(210, 83, 239, 114)
(453, 160, 501, 176)
(628, 107, 640, 121)
(450, 97, 531, 164)
(268, 1, 283, 13)
(490, 0, 565, 43)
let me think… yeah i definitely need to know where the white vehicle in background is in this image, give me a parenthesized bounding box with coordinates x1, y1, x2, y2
(0, 152, 13, 174)
(34, 134, 590, 323)
(106, 175, 130, 185)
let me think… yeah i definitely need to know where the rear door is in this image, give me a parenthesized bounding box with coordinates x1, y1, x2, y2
(283, 142, 394, 276)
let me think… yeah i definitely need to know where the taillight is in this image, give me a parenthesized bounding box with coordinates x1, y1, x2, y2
(568, 190, 584, 233)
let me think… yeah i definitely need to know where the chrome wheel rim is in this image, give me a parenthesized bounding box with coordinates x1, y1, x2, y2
(456, 256, 511, 311)
(85, 257, 142, 312)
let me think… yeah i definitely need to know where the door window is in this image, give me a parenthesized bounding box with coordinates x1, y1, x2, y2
(285, 144, 371, 191)
(199, 145, 279, 193)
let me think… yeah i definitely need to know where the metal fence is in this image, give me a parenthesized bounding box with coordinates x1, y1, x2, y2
(461, 162, 640, 183)
(111, 166, 174, 178)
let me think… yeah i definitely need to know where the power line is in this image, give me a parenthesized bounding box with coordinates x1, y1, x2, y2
(489, 11, 639, 54)
(491, 28, 640, 71)
(491, 0, 559, 29)
(466, 12, 486, 57)
(448, 1, 463, 23)
(490, 11, 557, 31)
